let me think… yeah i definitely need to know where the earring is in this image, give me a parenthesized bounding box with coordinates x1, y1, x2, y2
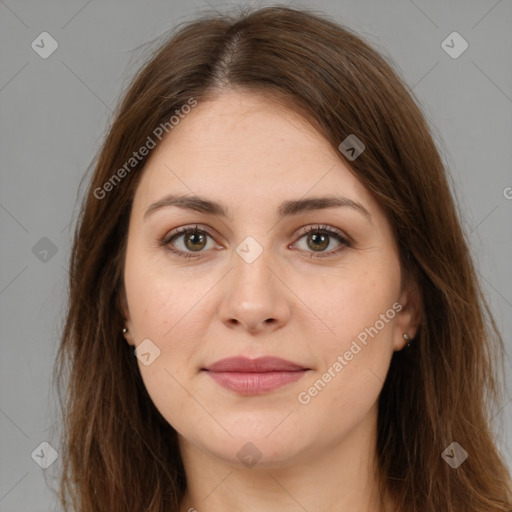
(122, 327, 128, 334)
(403, 333, 412, 348)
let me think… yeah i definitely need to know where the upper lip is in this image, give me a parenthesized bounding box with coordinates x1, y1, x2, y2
(202, 356, 308, 373)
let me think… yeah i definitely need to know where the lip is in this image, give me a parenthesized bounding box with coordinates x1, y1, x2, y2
(203, 356, 307, 373)
(202, 356, 310, 395)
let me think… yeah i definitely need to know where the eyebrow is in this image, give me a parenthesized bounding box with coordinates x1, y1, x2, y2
(143, 194, 371, 221)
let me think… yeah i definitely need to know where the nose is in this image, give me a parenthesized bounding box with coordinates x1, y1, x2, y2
(218, 249, 292, 334)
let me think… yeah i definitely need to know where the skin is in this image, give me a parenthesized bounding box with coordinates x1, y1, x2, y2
(121, 89, 421, 512)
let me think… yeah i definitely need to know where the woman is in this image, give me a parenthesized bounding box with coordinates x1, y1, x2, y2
(54, 5, 512, 511)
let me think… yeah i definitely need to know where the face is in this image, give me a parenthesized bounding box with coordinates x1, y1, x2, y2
(121, 89, 419, 469)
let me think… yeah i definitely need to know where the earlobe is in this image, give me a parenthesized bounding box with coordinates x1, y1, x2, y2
(119, 287, 135, 346)
(121, 323, 136, 347)
(122, 326, 135, 346)
(394, 278, 422, 351)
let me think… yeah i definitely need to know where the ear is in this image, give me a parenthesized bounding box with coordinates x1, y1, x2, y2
(119, 285, 136, 347)
(393, 275, 422, 352)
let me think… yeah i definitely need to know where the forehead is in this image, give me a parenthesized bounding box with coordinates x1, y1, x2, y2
(132, 90, 375, 216)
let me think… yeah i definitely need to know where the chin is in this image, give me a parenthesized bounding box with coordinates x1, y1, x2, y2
(206, 436, 307, 470)
(182, 414, 313, 469)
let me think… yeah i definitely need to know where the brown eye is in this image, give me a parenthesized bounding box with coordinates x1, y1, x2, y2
(160, 225, 218, 258)
(184, 230, 207, 251)
(306, 232, 330, 251)
(293, 225, 351, 258)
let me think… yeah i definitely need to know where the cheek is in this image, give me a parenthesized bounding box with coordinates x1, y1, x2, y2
(296, 279, 398, 432)
(124, 244, 197, 337)
(124, 268, 208, 435)
(124, 244, 215, 363)
(304, 264, 400, 353)
(296, 268, 400, 424)
(126, 278, 204, 369)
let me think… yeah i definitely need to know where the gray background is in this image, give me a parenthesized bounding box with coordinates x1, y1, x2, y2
(1, 0, 511, 510)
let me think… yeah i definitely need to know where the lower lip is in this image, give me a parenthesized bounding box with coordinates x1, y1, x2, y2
(204, 370, 308, 395)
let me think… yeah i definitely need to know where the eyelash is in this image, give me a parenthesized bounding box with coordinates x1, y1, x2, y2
(159, 224, 351, 259)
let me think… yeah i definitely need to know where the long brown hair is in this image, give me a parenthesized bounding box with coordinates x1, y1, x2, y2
(53, 5, 512, 511)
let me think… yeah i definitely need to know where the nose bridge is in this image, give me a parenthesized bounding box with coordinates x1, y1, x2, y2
(230, 236, 276, 301)
(218, 234, 291, 332)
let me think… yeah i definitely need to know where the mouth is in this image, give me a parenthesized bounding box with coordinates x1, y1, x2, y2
(201, 356, 310, 395)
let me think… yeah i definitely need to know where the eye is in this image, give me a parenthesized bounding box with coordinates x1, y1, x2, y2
(159, 224, 351, 260)
(159, 225, 219, 259)
(292, 225, 351, 258)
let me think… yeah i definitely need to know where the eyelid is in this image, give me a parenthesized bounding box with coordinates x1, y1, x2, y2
(290, 224, 351, 258)
(160, 224, 216, 245)
(293, 224, 352, 245)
